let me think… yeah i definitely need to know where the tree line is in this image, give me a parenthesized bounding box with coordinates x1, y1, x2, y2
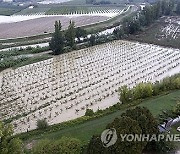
(119, 73, 180, 104)
(49, 20, 87, 55)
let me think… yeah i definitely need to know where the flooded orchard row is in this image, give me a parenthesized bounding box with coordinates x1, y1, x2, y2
(0, 40, 180, 134)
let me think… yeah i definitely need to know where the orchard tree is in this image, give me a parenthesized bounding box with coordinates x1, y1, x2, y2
(128, 19, 141, 34)
(142, 6, 153, 26)
(49, 20, 64, 55)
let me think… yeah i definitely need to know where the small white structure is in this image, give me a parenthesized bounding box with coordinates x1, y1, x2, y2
(3, 0, 13, 2)
(28, 5, 34, 9)
(159, 116, 180, 133)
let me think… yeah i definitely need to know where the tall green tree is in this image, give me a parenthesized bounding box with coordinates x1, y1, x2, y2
(142, 6, 153, 26)
(129, 19, 141, 34)
(89, 35, 96, 46)
(176, 2, 180, 14)
(107, 116, 144, 154)
(76, 27, 87, 42)
(122, 107, 159, 151)
(122, 107, 159, 135)
(0, 121, 23, 154)
(65, 20, 76, 48)
(113, 27, 124, 39)
(49, 20, 64, 55)
(87, 116, 144, 154)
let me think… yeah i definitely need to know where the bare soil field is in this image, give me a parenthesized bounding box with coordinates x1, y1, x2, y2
(128, 16, 180, 49)
(0, 16, 108, 39)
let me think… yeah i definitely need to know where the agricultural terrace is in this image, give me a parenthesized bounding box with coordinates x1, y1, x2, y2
(62, 0, 144, 5)
(129, 16, 180, 49)
(15, 5, 126, 16)
(0, 4, 23, 16)
(0, 40, 180, 134)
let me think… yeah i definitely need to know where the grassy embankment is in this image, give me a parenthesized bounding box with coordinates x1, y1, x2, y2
(0, 47, 52, 72)
(17, 90, 180, 145)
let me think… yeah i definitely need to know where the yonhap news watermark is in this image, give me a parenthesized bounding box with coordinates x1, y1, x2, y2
(120, 134, 180, 142)
(101, 128, 180, 147)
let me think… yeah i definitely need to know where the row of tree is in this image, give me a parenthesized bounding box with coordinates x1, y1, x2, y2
(50, 21, 87, 55)
(119, 74, 180, 104)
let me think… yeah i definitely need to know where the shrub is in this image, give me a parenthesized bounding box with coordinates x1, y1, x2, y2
(85, 109, 94, 116)
(33, 137, 82, 154)
(36, 119, 48, 130)
(174, 102, 180, 115)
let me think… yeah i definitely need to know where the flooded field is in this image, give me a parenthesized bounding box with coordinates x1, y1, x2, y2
(161, 16, 180, 40)
(0, 40, 180, 134)
(129, 16, 180, 49)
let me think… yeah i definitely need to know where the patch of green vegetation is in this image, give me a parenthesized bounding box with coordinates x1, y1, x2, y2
(0, 7, 20, 16)
(0, 34, 51, 45)
(0, 46, 51, 71)
(16, 6, 50, 15)
(12, 55, 52, 69)
(0, 46, 51, 70)
(139, 90, 180, 116)
(63, 0, 144, 5)
(0, 38, 50, 50)
(0, 56, 29, 71)
(0, 5, 23, 16)
(0, 46, 50, 58)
